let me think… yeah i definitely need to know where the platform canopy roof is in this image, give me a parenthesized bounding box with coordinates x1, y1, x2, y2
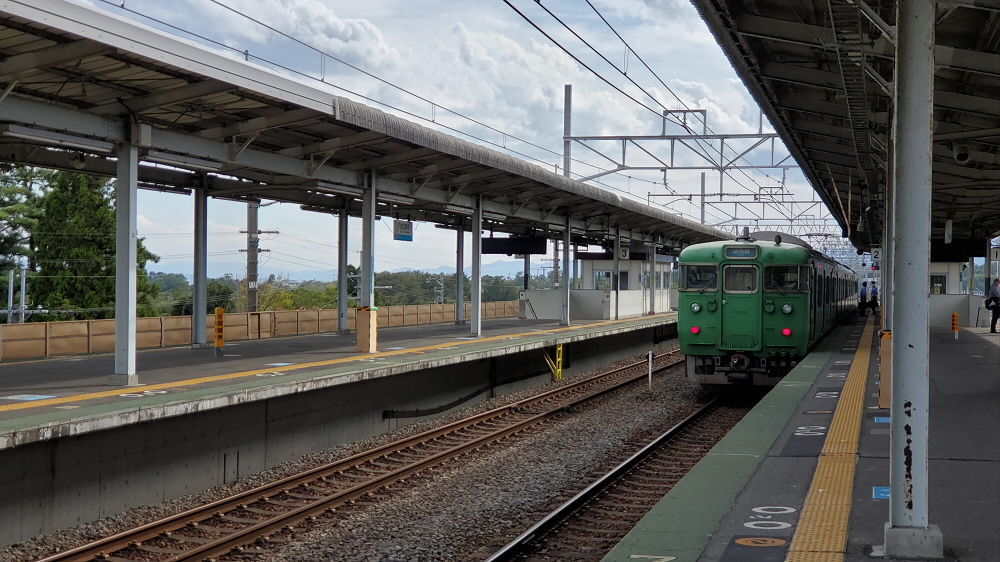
(691, 0, 1000, 251)
(0, 0, 727, 250)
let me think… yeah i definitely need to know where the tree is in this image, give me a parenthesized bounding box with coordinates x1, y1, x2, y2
(31, 171, 160, 320)
(0, 166, 42, 270)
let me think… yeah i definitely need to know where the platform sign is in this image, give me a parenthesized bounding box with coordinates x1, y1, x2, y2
(618, 247, 630, 260)
(871, 246, 881, 270)
(875, 416, 890, 424)
(873, 486, 890, 499)
(393, 219, 413, 241)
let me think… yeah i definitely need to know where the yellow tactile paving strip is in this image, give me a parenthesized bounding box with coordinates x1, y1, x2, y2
(786, 317, 874, 562)
(0, 315, 665, 414)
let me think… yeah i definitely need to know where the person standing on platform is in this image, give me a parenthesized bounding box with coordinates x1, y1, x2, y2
(858, 281, 869, 316)
(869, 281, 879, 314)
(988, 278, 1000, 333)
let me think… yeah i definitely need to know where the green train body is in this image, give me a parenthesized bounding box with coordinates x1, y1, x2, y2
(677, 233, 856, 388)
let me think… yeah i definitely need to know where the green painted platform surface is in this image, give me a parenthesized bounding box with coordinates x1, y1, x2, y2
(602, 325, 848, 562)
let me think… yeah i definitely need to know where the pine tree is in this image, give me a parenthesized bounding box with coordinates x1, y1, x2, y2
(31, 171, 160, 319)
(0, 166, 42, 270)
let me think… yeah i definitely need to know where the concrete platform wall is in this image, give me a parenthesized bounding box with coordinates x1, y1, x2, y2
(0, 323, 675, 546)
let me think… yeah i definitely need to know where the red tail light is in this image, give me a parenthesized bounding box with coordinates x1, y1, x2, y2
(690, 326, 701, 334)
(782, 328, 793, 336)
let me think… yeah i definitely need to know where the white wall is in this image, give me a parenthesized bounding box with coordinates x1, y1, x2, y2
(928, 294, 984, 327)
(929, 262, 964, 294)
(571, 290, 609, 320)
(523, 289, 562, 320)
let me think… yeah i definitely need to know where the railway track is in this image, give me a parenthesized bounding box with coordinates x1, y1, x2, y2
(40, 351, 685, 562)
(486, 399, 750, 561)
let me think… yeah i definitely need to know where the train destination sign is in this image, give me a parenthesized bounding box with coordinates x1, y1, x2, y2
(725, 246, 759, 259)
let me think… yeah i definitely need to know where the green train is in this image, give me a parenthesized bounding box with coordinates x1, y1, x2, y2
(677, 231, 856, 388)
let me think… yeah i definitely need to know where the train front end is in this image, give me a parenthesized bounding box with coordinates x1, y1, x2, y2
(678, 240, 810, 388)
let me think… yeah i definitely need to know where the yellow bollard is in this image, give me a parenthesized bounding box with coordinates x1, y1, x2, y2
(214, 307, 225, 358)
(878, 330, 892, 409)
(951, 312, 959, 340)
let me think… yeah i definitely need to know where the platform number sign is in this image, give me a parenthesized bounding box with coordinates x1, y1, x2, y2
(618, 247, 630, 260)
(393, 219, 413, 241)
(871, 246, 881, 270)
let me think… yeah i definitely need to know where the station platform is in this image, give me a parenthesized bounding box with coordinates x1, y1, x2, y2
(605, 317, 999, 561)
(0, 314, 675, 450)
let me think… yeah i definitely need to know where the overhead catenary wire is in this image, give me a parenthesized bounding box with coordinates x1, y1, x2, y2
(518, 0, 784, 193)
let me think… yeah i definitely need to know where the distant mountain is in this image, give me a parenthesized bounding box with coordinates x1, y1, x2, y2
(153, 259, 530, 283)
(392, 260, 530, 278)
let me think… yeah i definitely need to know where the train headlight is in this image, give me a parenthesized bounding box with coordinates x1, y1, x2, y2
(690, 326, 701, 334)
(781, 328, 793, 337)
(781, 303, 793, 314)
(690, 302, 702, 313)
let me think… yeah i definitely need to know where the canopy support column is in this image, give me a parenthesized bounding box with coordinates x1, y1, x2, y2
(881, 0, 943, 558)
(111, 140, 138, 385)
(192, 176, 208, 345)
(471, 196, 482, 337)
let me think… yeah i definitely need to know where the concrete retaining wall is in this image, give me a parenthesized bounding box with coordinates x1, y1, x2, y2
(0, 322, 675, 546)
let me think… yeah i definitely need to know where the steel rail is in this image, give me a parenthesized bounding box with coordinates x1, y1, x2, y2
(484, 398, 720, 562)
(40, 350, 683, 562)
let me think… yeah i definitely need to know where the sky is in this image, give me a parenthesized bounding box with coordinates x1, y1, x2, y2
(78, 0, 835, 281)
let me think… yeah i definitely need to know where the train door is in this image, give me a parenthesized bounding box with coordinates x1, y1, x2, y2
(810, 266, 817, 341)
(720, 264, 761, 351)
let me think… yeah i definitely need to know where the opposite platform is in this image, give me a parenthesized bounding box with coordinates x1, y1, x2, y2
(604, 320, 999, 561)
(0, 314, 676, 450)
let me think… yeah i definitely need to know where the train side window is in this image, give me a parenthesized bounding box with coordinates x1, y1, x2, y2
(724, 265, 758, 293)
(680, 265, 717, 291)
(765, 266, 805, 292)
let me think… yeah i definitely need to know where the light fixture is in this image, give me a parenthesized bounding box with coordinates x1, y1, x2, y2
(145, 150, 223, 172)
(443, 204, 473, 215)
(483, 211, 507, 221)
(690, 302, 701, 312)
(378, 192, 415, 205)
(781, 303, 793, 314)
(0, 124, 113, 153)
(315, 181, 364, 197)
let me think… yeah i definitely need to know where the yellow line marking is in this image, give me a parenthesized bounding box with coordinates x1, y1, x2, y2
(0, 315, 674, 413)
(786, 317, 874, 561)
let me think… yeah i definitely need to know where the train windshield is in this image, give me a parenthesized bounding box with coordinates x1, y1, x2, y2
(765, 266, 808, 292)
(724, 265, 758, 293)
(680, 265, 717, 291)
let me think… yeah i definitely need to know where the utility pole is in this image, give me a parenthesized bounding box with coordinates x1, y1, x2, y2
(6, 270, 13, 323)
(18, 265, 26, 323)
(553, 240, 560, 288)
(240, 202, 277, 312)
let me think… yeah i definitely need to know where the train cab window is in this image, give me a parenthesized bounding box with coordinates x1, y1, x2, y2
(724, 265, 758, 293)
(765, 266, 806, 292)
(680, 265, 717, 291)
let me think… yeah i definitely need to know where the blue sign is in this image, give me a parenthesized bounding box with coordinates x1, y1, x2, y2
(875, 416, 890, 424)
(393, 219, 413, 241)
(873, 486, 890, 500)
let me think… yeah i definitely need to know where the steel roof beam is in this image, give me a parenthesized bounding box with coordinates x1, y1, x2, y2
(197, 107, 319, 139)
(276, 130, 387, 158)
(0, 39, 109, 80)
(91, 80, 237, 114)
(341, 146, 438, 171)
